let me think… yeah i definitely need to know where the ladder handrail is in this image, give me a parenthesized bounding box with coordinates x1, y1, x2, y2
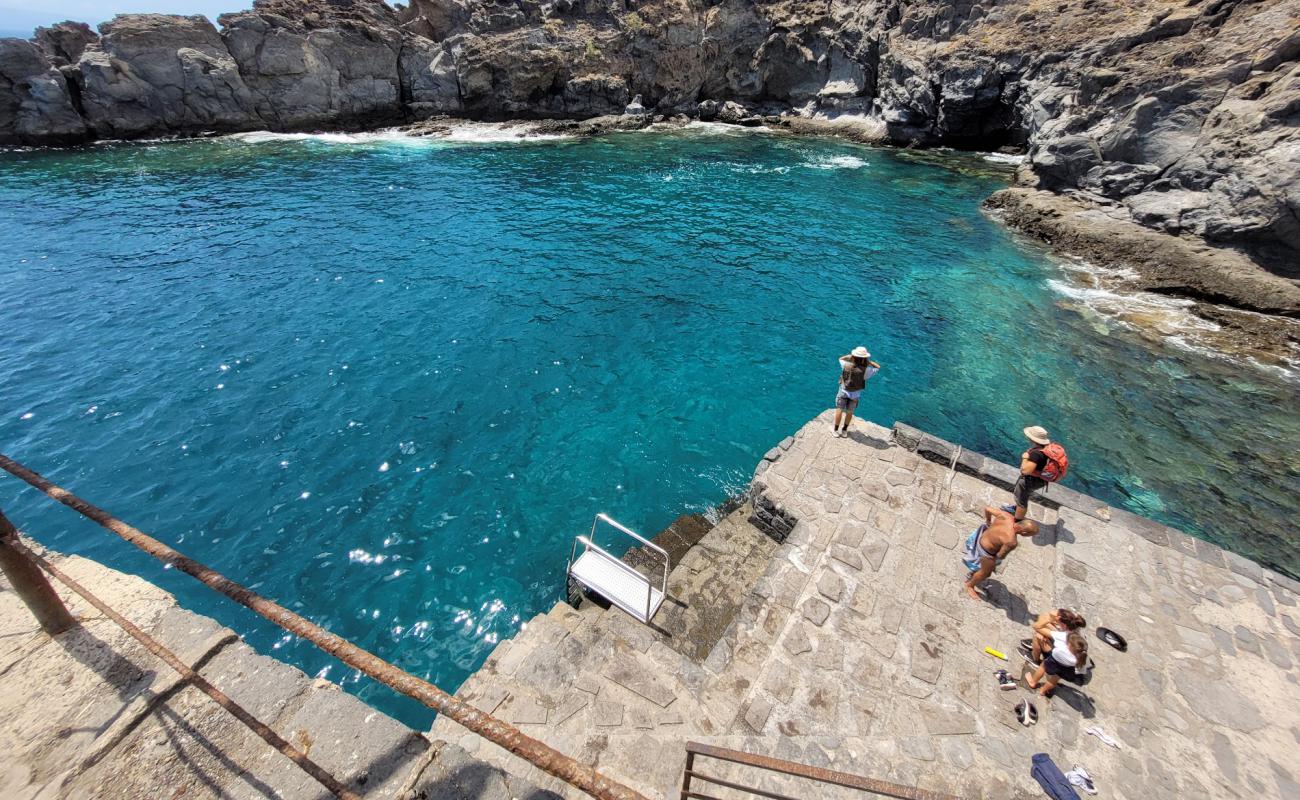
(589, 514, 668, 622)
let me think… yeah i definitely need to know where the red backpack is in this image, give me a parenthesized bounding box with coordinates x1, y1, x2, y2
(1038, 443, 1069, 482)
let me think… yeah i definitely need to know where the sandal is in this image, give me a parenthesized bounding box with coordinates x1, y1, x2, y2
(1015, 699, 1038, 727)
(1096, 627, 1128, 652)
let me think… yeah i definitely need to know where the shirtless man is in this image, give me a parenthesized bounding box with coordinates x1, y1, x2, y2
(962, 506, 1039, 600)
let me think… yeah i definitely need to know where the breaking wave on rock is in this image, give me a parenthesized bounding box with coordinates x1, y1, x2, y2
(231, 122, 575, 147)
(1047, 259, 1300, 380)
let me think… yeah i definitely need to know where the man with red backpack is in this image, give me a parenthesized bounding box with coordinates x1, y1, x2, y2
(1013, 425, 1069, 521)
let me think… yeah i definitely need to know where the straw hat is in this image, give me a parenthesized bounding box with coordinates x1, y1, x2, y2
(1023, 425, 1051, 445)
(852, 346, 870, 358)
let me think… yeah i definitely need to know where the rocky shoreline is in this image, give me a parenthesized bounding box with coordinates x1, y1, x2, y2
(2, 0, 1297, 330)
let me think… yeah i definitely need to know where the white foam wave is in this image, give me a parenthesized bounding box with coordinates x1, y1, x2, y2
(232, 129, 426, 146)
(805, 154, 868, 170)
(436, 122, 574, 143)
(981, 152, 1025, 165)
(729, 163, 791, 175)
(230, 123, 573, 147)
(680, 121, 773, 136)
(1047, 258, 1300, 379)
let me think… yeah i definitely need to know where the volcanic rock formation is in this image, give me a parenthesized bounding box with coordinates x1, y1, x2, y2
(1, 0, 1298, 302)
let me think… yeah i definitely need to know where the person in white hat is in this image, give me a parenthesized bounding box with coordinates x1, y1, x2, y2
(1012, 425, 1069, 520)
(832, 346, 881, 437)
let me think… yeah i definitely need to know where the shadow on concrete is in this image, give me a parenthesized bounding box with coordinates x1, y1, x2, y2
(378, 757, 564, 800)
(1049, 684, 1097, 718)
(51, 624, 159, 743)
(1048, 519, 1077, 546)
(848, 431, 891, 450)
(153, 702, 284, 798)
(48, 621, 416, 800)
(983, 580, 1032, 625)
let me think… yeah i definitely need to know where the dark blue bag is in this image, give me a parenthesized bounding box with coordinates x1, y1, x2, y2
(1031, 753, 1080, 800)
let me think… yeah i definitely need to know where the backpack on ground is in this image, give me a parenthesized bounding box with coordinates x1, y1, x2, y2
(1038, 443, 1069, 482)
(1031, 753, 1081, 800)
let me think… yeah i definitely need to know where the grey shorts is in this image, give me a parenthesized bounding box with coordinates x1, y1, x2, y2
(1014, 474, 1047, 507)
(835, 390, 859, 412)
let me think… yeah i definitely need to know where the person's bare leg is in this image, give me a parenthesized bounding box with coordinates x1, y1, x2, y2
(842, 409, 855, 434)
(1032, 633, 1049, 664)
(1038, 675, 1061, 697)
(833, 408, 844, 431)
(964, 559, 994, 600)
(1025, 663, 1046, 689)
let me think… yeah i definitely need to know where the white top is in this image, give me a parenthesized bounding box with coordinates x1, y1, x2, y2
(1050, 630, 1078, 667)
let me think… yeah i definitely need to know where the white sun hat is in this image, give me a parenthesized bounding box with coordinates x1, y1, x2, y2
(851, 346, 870, 358)
(1023, 425, 1051, 445)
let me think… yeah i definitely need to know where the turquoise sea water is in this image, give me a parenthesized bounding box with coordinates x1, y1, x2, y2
(2, 126, 1297, 727)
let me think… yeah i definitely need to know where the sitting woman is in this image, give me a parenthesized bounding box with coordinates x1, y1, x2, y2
(1025, 630, 1089, 697)
(1020, 608, 1086, 664)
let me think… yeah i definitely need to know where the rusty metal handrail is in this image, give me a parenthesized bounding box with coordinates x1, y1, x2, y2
(681, 741, 962, 800)
(0, 453, 649, 800)
(11, 538, 360, 800)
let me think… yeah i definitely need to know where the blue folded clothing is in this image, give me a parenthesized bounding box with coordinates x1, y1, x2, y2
(1031, 753, 1081, 800)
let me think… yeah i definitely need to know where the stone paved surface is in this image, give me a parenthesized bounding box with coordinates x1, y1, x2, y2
(0, 543, 560, 800)
(435, 411, 1300, 799)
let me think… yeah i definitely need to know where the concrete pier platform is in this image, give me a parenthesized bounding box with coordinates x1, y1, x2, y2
(434, 411, 1300, 799)
(0, 544, 560, 800)
(4, 411, 1298, 798)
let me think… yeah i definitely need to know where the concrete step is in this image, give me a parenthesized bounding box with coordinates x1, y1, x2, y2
(406, 739, 563, 800)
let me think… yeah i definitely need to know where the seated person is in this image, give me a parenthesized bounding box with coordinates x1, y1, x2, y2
(1025, 630, 1090, 697)
(1020, 608, 1086, 664)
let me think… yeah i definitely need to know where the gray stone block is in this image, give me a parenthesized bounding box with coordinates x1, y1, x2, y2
(980, 458, 1020, 490)
(593, 700, 623, 727)
(600, 656, 677, 708)
(275, 684, 430, 797)
(802, 598, 831, 626)
(831, 544, 864, 571)
(891, 422, 925, 450)
(410, 741, 564, 800)
(922, 705, 977, 735)
(915, 434, 956, 465)
(817, 572, 845, 603)
(742, 697, 772, 733)
(783, 624, 813, 656)
(1225, 550, 1264, 583)
(1193, 537, 1227, 569)
(861, 535, 890, 572)
(507, 697, 548, 725)
(1173, 672, 1265, 732)
(1267, 569, 1300, 599)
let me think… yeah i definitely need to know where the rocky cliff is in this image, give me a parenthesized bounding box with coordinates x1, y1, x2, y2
(2, 0, 1298, 303)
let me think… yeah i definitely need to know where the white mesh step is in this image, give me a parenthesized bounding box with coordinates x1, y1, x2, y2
(570, 550, 664, 624)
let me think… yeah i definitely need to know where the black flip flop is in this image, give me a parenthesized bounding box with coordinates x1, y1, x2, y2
(1015, 699, 1038, 727)
(1096, 627, 1128, 652)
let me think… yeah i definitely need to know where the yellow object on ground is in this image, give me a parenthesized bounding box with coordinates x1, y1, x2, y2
(985, 647, 1008, 660)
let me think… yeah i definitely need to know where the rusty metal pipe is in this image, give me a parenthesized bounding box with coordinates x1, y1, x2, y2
(0, 508, 77, 634)
(15, 541, 360, 800)
(684, 740, 963, 799)
(0, 454, 648, 800)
